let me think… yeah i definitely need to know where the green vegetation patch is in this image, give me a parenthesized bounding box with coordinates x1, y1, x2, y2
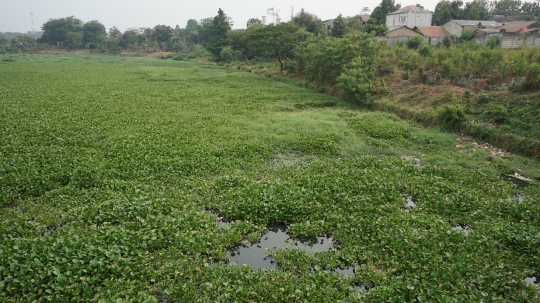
(1, 55, 539, 302)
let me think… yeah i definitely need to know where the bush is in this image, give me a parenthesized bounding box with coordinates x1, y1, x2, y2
(337, 57, 375, 106)
(418, 44, 432, 57)
(486, 36, 500, 48)
(437, 104, 466, 130)
(461, 28, 475, 42)
(443, 35, 457, 47)
(407, 35, 424, 49)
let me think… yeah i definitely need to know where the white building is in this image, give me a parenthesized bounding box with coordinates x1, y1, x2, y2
(386, 5, 432, 30)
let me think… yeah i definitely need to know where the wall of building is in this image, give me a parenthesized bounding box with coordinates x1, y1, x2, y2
(379, 33, 540, 48)
(386, 12, 432, 28)
(387, 27, 419, 37)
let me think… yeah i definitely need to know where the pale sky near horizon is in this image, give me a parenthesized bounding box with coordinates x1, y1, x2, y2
(1, 0, 441, 33)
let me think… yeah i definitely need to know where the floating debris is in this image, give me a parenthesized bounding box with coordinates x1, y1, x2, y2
(525, 275, 539, 287)
(401, 195, 417, 212)
(452, 224, 469, 236)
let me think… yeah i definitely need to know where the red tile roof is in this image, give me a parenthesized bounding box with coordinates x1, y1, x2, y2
(499, 21, 540, 33)
(414, 26, 449, 37)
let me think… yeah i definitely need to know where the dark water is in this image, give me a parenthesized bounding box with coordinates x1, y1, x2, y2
(452, 224, 469, 236)
(227, 223, 334, 270)
(501, 174, 529, 188)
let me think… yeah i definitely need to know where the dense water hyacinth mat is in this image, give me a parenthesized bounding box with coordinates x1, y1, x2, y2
(2, 55, 540, 301)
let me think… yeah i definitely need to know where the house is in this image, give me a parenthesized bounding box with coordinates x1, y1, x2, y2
(354, 14, 371, 25)
(498, 21, 540, 33)
(414, 26, 449, 38)
(386, 5, 432, 30)
(474, 28, 500, 38)
(442, 20, 501, 37)
(386, 26, 420, 37)
(322, 19, 334, 30)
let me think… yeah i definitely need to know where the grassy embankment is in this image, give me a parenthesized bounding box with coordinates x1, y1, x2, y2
(1, 54, 540, 302)
(216, 43, 540, 161)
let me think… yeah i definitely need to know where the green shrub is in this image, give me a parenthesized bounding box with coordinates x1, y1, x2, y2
(437, 104, 466, 130)
(486, 36, 500, 48)
(407, 35, 424, 49)
(443, 35, 457, 47)
(461, 28, 475, 42)
(418, 44, 432, 57)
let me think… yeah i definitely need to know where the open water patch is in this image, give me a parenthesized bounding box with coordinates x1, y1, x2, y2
(501, 174, 530, 188)
(43, 222, 66, 236)
(226, 223, 335, 270)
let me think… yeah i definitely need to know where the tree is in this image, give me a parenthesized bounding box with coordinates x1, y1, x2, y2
(361, 7, 372, 14)
(66, 32, 83, 49)
(39, 16, 83, 46)
(244, 23, 310, 73)
(363, 18, 388, 36)
(433, 0, 464, 26)
(247, 18, 263, 27)
(267, 8, 281, 24)
(120, 29, 138, 48)
(202, 8, 233, 59)
(463, 0, 490, 20)
(522, 1, 540, 19)
(291, 9, 324, 35)
(371, 0, 400, 24)
(186, 19, 199, 32)
(82, 20, 106, 47)
(331, 14, 348, 38)
(109, 26, 121, 38)
(152, 25, 173, 44)
(491, 0, 523, 16)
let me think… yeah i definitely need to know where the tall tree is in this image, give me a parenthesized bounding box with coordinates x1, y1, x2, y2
(202, 8, 233, 59)
(363, 18, 389, 36)
(39, 16, 83, 45)
(247, 18, 263, 27)
(244, 23, 309, 73)
(371, 0, 400, 24)
(186, 19, 199, 32)
(109, 26, 121, 38)
(331, 14, 348, 38)
(463, 0, 490, 20)
(433, 0, 464, 26)
(152, 25, 173, 44)
(491, 0, 523, 16)
(82, 20, 106, 46)
(291, 9, 324, 35)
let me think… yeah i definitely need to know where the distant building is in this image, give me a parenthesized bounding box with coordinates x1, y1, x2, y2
(322, 19, 334, 30)
(386, 26, 419, 37)
(354, 14, 371, 25)
(386, 5, 432, 30)
(498, 21, 540, 33)
(443, 20, 501, 37)
(414, 26, 449, 38)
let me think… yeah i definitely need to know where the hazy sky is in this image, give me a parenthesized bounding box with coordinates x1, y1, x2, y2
(1, 0, 439, 33)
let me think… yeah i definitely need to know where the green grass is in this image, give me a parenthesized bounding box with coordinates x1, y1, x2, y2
(1, 54, 540, 302)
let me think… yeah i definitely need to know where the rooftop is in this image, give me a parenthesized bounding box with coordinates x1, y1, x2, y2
(414, 26, 449, 37)
(388, 5, 432, 15)
(499, 21, 540, 32)
(447, 20, 502, 27)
